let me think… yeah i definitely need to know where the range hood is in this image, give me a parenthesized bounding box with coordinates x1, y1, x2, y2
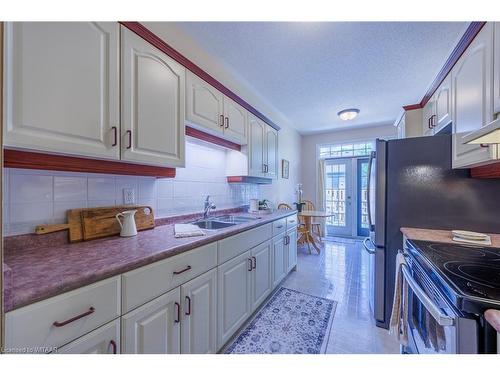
(463, 117, 500, 144)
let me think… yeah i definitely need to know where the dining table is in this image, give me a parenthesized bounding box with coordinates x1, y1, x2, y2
(297, 210, 335, 254)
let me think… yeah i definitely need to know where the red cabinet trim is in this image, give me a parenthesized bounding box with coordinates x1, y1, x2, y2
(119, 21, 281, 132)
(3, 149, 176, 178)
(470, 162, 500, 179)
(185, 126, 241, 151)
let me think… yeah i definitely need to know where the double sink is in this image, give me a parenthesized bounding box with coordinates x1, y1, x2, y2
(190, 215, 259, 230)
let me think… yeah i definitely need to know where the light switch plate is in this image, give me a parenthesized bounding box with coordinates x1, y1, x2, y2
(123, 188, 135, 205)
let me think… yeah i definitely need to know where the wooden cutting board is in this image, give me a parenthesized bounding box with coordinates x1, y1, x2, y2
(80, 205, 155, 241)
(35, 208, 85, 242)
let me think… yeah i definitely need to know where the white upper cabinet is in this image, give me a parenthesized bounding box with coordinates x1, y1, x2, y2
(265, 126, 279, 179)
(248, 113, 266, 177)
(186, 71, 224, 133)
(434, 73, 452, 132)
(494, 22, 500, 115)
(223, 97, 248, 144)
(185, 71, 248, 145)
(452, 22, 498, 168)
(121, 27, 186, 168)
(3, 22, 120, 159)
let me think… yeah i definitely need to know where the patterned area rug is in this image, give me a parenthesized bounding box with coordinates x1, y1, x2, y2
(224, 287, 337, 354)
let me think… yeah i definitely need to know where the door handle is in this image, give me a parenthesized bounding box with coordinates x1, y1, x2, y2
(248, 258, 253, 271)
(126, 130, 132, 149)
(252, 256, 256, 270)
(108, 340, 117, 354)
(111, 126, 118, 147)
(225, 117, 229, 129)
(219, 114, 224, 127)
(366, 150, 375, 232)
(185, 296, 191, 316)
(363, 237, 376, 255)
(174, 302, 180, 323)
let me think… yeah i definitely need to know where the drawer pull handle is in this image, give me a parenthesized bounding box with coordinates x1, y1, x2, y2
(252, 256, 257, 270)
(53, 306, 95, 327)
(289, 220, 295, 224)
(173, 265, 192, 275)
(174, 302, 180, 323)
(185, 296, 191, 316)
(109, 340, 117, 354)
(276, 225, 284, 229)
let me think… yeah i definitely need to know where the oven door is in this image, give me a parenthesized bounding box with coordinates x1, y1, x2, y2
(402, 264, 459, 354)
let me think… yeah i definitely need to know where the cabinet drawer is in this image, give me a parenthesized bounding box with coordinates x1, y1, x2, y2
(218, 223, 272, 264)
(286, 214, 298, 229)
(122, 242, 217, 313)
(272, 218, 287, 236)
(5, 276, 120, 352)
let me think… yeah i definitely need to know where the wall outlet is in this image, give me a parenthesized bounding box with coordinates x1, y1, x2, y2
(123, 188, 135, 205)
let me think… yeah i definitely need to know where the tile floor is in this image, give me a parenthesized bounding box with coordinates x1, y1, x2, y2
(281, 237, 401, 354)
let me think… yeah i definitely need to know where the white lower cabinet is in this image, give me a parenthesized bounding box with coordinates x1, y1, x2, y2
(272, 234, 287, 288)
(180, 269, 217, 354)
(217, 251, 252, 349)
(121, 287, 181, 354)
(250, 241, 273, 312)
(58, 319, 120, 354)
(285, 229, 298, 273)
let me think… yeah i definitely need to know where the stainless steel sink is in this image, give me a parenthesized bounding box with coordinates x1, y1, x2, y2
(191, 219, 237, 230)
(213, 215, 259, 223)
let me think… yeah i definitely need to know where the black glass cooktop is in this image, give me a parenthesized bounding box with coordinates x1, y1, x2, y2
(409, 240, 500, 305)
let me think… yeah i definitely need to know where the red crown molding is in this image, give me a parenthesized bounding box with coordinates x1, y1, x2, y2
(402, 22, 486, 111)
(402, 103, 422, 111)
(3, 149, 176, 178)
(470, 162, 500, 179)
(185, 126, 241, 151)
(420, 22, 486, 108)
(120, 21, 281, 132)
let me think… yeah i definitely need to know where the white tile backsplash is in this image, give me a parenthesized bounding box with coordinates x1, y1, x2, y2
(3, 141, 261, 236)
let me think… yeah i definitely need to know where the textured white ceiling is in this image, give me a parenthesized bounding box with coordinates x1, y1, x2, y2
(176, 22, 468, 134)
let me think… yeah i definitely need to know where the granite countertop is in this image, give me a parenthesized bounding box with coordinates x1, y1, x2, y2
(485, 310, 500, 333)
(400, 227, 500, 248)
(3, 210, 297, 312)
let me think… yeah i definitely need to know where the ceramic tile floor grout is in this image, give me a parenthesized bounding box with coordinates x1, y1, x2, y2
(280, 237, 400, 354)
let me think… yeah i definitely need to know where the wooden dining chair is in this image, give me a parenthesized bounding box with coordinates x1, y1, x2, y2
(301, 199, 322, 239)
(277, 203, 293, 210)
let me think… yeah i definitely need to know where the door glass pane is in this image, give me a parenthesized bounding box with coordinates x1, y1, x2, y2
(326, 162, 346, 228)
(357, 159, 369, 236)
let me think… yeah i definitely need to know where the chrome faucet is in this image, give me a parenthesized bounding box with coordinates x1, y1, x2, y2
(203, 195, 216, 219)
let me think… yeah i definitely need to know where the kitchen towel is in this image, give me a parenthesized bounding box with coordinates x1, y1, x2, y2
(174, 224, 205, 238)
(452, 235, 492, 246)
(389, 251, 409, 346)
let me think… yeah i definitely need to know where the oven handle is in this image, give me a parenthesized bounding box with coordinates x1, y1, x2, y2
(401, 264, 455, 327)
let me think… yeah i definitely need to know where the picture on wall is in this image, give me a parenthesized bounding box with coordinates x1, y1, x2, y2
(282, 159, 289, 179)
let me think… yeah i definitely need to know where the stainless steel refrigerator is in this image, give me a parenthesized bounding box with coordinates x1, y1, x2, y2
(364, 134, 500, 329)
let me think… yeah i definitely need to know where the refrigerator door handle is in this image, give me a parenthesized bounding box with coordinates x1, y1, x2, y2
(367, 150, 376, 231)
(363, 237, 376, 254)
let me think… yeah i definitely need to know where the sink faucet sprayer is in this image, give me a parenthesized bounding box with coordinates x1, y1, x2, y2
(203, 195, 216, 219)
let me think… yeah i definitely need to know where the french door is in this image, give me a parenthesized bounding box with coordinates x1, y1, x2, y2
(324, 157, 369, 237)
(325, 159, 352, 236)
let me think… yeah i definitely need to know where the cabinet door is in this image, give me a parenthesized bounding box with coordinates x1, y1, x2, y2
(248, 114, 266, 177)
(58, 319, 120, 354)
(217, 251, 252, 349)
(250, 241, 272, 312)
(422, 98, 435, 136)
(121, 27, 186, 167)
(223, 97, 248, 144)
(494, 22, 500, 115)
(3, 22, 120, 160)
(286, 229, 298, 273)
(186, 71, 224, 134)
(122, 288, 180, 354)
(434, 74, 452, 132)
(265, 126, 279, 179)
(452, 22, 497, 168)
(272, 234, 287, 288)
(180, 269, 217, 354)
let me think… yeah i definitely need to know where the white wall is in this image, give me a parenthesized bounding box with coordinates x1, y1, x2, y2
(143, 22, 302, 208)
(3, 141, 260, 236)
(301, 124, 397, 204)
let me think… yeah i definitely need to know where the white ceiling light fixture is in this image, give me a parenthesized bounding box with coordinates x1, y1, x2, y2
(337, 108, 360, 121)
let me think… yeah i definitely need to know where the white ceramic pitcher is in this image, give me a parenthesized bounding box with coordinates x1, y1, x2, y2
(116, 210, 138, 237)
